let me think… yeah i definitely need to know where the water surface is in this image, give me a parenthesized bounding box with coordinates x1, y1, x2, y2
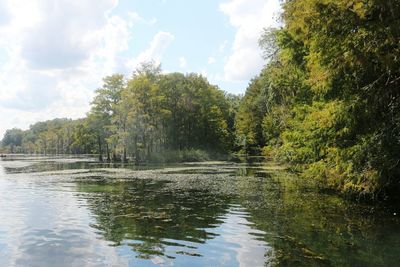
(0, 155, 399, 266)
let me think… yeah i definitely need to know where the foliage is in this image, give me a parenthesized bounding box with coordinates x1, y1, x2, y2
(236, 0, 400, 199)
(3, 0, 400, 198)
(0, 119, 94, 155)
(147, 149, 211, 163)
(1, 65, 237, 163)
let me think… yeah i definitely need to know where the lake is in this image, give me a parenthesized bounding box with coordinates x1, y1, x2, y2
(0, 155, 399, 266)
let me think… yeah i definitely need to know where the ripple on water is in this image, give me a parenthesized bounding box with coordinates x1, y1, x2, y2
(2, 157, 400, 267)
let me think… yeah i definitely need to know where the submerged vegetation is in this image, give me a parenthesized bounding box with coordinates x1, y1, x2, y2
(2, 1, 400, 199)
(1, 155, 400, 266)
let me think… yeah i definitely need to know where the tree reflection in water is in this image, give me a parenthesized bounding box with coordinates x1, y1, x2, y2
(77, 179, 234, 260)
(75, 163, 400, 267)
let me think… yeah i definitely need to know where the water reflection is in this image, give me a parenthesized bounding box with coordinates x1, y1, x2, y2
(234, 172, 400, 267)
(1, 157, 400, 267)
(0, 161, 4, 176)
(0, 155, 170, 174)
(77, 179, 271, 266)
(0, 163, 127, 267)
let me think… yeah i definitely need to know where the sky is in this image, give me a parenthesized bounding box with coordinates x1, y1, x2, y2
(0, 0, 281, 137)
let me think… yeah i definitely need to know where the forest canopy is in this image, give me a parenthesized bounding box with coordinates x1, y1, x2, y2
(235, 0, 400, 199)
(1, 65, 240, 163)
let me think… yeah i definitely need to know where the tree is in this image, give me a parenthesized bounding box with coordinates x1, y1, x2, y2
(245, 0, 400, 198)
(88, 74, 126, 161)
(2, 128, 23, 153)
(1, 66, 239, 163)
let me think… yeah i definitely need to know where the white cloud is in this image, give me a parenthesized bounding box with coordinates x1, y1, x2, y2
(179, 57, 187, 68)
(128, 12, 143, 23)
(208, 57, 216, 65)
(92, 15, 131, 73)
(0, 0, 134, 137)
(127, 12, 157, 27)
(127, 31, 175, 70)
(0, 0, 174, 138)
(136, 31, 175, 63)
(17, 0, 119, 70)
(220, 0, 281, 81)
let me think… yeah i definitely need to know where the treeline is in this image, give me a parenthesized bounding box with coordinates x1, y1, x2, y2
(236, 0, 400, 198)
(1, 64, 240, 162)
(1, 119, 91, 155)
(2, 0, 400, 198)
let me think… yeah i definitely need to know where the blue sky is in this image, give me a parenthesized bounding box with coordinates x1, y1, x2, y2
(0, 0, 281, 137)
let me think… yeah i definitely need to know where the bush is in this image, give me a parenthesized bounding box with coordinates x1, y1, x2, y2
(147, 149, 211, 163)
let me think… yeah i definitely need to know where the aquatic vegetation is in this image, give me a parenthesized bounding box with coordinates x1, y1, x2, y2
(1, 156, 400, 266)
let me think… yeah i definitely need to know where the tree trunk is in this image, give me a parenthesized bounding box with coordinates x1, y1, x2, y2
(134, 135, 139, 165)
(123, 147, 127, 163)
(106, 143, 110, 162)
(98, 136, 103, 162)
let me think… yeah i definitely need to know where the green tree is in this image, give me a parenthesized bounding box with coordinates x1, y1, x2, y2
(2, 128, 23, 153)
(246, 0, 400, 198)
